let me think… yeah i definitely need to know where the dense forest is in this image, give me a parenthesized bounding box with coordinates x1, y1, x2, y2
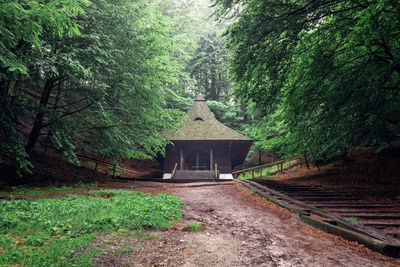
(213, 0, 400, 162)
(1, 0, 399, 176)
(0, 0, 244, 175)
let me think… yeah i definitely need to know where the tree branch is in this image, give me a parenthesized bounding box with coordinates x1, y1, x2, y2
(60, 101, 94, 118)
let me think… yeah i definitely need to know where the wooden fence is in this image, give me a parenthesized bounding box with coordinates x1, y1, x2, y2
(42, 145, 139, 178)
(232, 157, 302, 179)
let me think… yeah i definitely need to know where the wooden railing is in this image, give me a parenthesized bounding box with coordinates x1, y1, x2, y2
(215, 163, 219, 179)
(78, 154, 139, 177)
(171, 163, 178, 179)
(232, 157, 302, 179)
(42, 145, 139, 177)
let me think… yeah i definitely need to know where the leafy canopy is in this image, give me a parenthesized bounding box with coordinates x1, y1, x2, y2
(213, 0, 400, 160)
(1, 0, 187, 175)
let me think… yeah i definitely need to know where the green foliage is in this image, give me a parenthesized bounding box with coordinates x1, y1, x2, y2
(345, 217, 360, 222)
(156, 0, 250, 132)
(187, 221, 203, 231)
(207, 100, 244, 132)
(0, 190, 183, 266)
(0, 0, 89, 76)
(189, 30, 231, 101)
(213, 0, 400, 161)
(237, 164, 285, 179)
(1, 0, 188, 176)
(2, 182, 98, 198)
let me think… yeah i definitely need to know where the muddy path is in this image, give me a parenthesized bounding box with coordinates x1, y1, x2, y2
(95, 181, 399, 266)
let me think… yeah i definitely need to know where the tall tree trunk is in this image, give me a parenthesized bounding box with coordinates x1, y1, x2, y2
(203, 75, 209, 98)
(210, 62, 217, 100)
(25, 78, 54, 154)
(304, 152, 310, 169)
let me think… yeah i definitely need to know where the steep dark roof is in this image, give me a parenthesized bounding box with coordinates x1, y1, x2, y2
(164, 94, 251, 141)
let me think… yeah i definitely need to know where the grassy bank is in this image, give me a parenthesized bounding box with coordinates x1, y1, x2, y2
(0, 189, 183, 266)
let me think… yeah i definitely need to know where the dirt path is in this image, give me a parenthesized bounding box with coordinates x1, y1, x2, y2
(95, 181, 399, 266)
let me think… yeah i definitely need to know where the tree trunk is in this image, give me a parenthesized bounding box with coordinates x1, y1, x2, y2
(209, 65, 217, 100)
(304, 153, 310, 169)
(25, 78, 54, 154)
(203, 75, 209, 99)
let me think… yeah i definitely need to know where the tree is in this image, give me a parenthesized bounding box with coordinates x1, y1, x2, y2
(189, 31, 231, 101)
(1, 0, 185, 175)
(1, 0, 89, 174)
(155, 0, 250, 132)
(213, 0, 400, 161)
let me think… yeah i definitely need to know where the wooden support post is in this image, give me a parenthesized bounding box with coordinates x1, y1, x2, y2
(210, 147, 213, 171)
(180, 148, 183, 170)
(280, 162, 283, 173)
(252, 170, 254, 179)
(112, 164, 116, 177)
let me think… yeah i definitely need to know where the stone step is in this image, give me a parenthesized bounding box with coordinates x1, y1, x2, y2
(174, 170, 216, 179)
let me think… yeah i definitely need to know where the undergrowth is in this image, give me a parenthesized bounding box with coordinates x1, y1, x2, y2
(238, 164, 284, 179)
(345, 217, 360, 222)
(187, 221, 203, 231)
(0, 189, 183, 266)
(2, 181, 98, 198)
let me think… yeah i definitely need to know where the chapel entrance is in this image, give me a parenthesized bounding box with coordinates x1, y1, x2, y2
(184, 149, 210, 170)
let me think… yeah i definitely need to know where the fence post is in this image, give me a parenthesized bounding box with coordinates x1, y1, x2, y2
(280, 162, 283, 173)
(95, 162, 98, 171)
(112, 164, 116, 177)
(251, 170, 254, 179)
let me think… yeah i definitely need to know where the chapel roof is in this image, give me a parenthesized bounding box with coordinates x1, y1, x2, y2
(164, 94, 251, 141)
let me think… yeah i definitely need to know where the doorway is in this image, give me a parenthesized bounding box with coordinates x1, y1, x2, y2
(184, 150, 210, 170)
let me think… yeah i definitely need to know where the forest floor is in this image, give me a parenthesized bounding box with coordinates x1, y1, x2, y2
(271, 147, 400, 200)
(1, 147, 399, 266)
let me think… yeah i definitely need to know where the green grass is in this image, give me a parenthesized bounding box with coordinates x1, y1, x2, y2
(2, 182, 98, 198)
(187, 221, 203, 231)
(238, 164, 281, 179)
(345, 217, 360, 222)
(237, 160, 298, 180)
(0, 189, 183, 266)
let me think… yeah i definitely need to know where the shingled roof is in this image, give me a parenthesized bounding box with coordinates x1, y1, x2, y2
(165, 94, 251, 141)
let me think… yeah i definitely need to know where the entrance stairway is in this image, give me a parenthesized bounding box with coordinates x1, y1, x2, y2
(174, 170, 216, 180)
